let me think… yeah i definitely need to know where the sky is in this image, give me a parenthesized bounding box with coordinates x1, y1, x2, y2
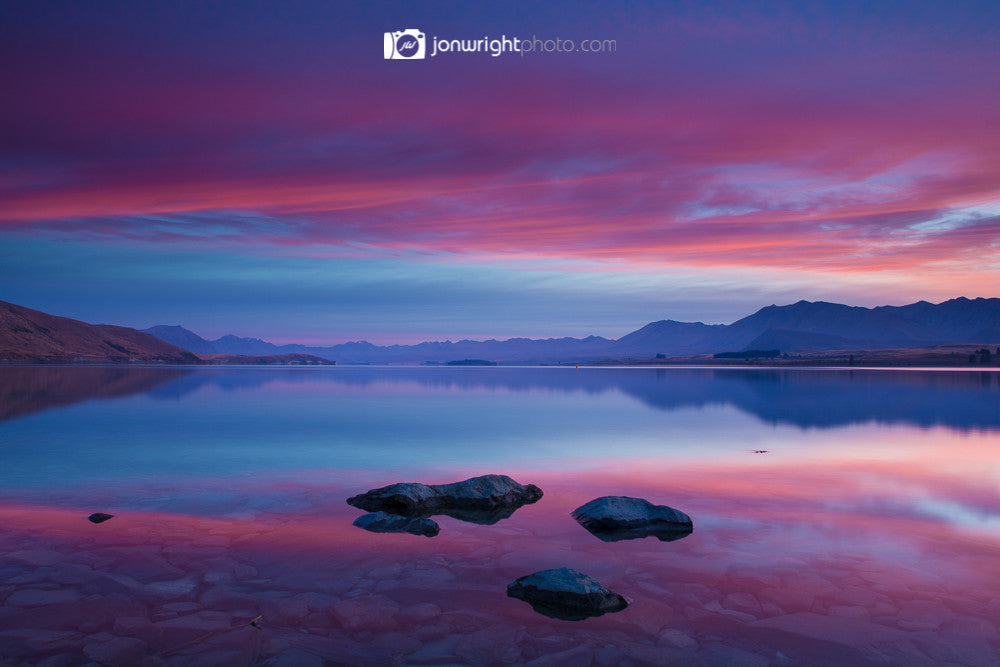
(1, 0, 998, 344)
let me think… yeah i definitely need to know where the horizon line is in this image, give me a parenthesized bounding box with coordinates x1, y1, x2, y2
(139, 295, 996, 349)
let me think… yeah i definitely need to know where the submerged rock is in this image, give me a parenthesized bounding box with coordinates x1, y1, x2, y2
(572, 496, 693, 542)
(352, 511, 440, 537)
(347, 474, 543, 525)
(87, 513, 114, 524)
(507, 567, 629, 621)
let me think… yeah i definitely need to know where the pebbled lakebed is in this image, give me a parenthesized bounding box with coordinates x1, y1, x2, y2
(2, 365, 1000, 665)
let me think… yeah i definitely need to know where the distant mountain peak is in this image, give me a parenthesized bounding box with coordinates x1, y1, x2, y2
(216, 334, 268, 343)
(142, 324, 217, 354)
(147, 324, 194, 332)
(134, 295, 1000, 364)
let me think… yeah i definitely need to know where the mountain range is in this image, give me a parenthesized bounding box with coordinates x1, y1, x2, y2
(2, 297, 998, 365)
(142, 297, 1000, 364)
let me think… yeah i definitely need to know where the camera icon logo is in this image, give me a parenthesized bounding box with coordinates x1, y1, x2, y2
(384, 29, 426, 60)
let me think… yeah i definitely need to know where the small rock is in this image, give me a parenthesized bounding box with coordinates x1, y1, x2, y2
(293, 592, 338, 612)
(266, 649, 326, 667)
(88, 513, 115, 524)
(621, 641, 675, 665)
(403, 635, 460, 663)
(262, 596, 310, 623)
(153, 611, 236, 647)
(0, 629, 82, 654)
(594, 644, 625, 665)
(698, 642, 770, 667)
(723, 592, 763, 616)
(113, 552, 185, 581)
(399, 602, 442, 622)
(455, 625, 522, 664)
(7, 549, 64, 566)
(331, 596, 399, 632)
(507, 567, 629, 621)
(526, 644, 594, 665)
(897, 599, 953, 631)
(372, 631, 421, 655)
(828, 604, 870, 619)
(572, 496, 693, 542)
(5, 588, 83, 606)
(352, 511, 440, 537)
(113, 616, 156, 639)
(658, 628, 698, 649)
(83, 636, 146, 666)
(34, 654, 79, 667)
(145, 578, 197, 597)
(203, 571, 233, 584)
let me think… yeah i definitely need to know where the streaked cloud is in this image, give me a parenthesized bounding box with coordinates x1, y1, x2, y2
(1, 1, 997, 339)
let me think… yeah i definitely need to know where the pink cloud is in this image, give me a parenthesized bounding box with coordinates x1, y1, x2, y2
(2, 3, 998, 297)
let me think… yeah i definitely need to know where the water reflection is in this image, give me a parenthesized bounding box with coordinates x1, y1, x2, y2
(2, 359, 1000, 663)
(2, 455, 999, 664)
(1, 365, 997, 430)
(0, 365, 185, 421)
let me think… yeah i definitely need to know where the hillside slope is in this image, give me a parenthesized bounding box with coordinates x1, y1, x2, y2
(0, 301, 201, 363)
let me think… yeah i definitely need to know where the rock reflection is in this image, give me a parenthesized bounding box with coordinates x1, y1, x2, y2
(580, 524, 693, 543)
(352, 511, 440, 537)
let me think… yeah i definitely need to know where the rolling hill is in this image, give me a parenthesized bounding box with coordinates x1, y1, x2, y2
(0, 301, 201, 363)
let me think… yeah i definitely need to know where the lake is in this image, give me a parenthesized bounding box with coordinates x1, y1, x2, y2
(2, 365, 1000, 666)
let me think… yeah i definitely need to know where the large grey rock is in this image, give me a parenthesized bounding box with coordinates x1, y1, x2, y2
(347, 474, 543, 525)
(352, 511, 440, 537)
(572, 495, 693, 542)
(507, 567, 629, 620)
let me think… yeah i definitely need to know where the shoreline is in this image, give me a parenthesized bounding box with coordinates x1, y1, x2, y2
(2, 361, 999, 370)
(565, 344, 999, 369)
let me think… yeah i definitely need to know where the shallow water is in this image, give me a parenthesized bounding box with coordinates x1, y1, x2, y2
(2, 365, 1000, 665)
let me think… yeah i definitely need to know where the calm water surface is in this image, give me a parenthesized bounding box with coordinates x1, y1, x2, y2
(2, 365, 1000, 665)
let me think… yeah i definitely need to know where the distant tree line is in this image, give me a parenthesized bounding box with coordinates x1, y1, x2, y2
(713, 349, 781, 359)
(969, 348, 997, 364)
